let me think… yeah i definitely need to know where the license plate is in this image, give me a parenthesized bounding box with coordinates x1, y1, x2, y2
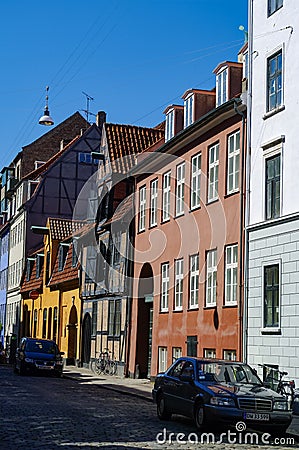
(36, 365, 53, 370)
(244, 412, 270, 421)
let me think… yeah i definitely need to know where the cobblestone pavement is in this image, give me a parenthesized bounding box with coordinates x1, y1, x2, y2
(0, 365, 298, 450)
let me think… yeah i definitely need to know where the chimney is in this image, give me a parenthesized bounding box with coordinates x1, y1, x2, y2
(96, 111, 106, 129)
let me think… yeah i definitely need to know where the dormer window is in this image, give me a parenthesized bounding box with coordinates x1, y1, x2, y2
(184, 94, 194, 128)
(36, 254, 44, 279)
(165, 110, 174, 142)
(26, 258, 35, 281)
(216, 68, 228, 106)
(58, 243, 70, 272)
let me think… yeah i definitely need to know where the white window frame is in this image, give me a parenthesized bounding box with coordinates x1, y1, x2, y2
(138, 186, 146, 232)
(223, 349, 236, 361)
(227, 131, 240, 194)
(161, 262, 169, 312)
(184, 94, 194, 128)
(261, 260, 281, 332)
(225, 244, 238, 306)
(176, 163, 185, 216)
(158, 347, 168, 373)
(204, 348, 216, 359)
(206, 249, 217, 307)
(190, 153, 201, 210)
(165, 110, 174, 142)
(189, 254, 199, 309)
(150, 179, 158, 227)
(267, 49, 283, 113)
(216, 67, 228, 107)
(208, 143, 219, 202)
(174, 258, 184, 311)
(162, 171, 171, 222)
(172, 347, 182, 361)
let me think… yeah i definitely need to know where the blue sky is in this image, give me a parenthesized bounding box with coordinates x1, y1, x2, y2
(0, 0, 247, 169)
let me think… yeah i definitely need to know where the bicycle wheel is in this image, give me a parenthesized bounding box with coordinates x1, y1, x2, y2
(109, 360, 117, 375)
(91, 359, 98, 375)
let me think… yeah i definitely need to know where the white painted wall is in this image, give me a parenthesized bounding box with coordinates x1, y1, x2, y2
(250, 0, 299, 224)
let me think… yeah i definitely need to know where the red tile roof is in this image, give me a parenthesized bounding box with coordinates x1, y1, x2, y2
(104, 195, 134, 225)
(105, 123, 164, 173)
(48, 218, 85, 240)
(20, 248, 44, 294)
(48, 242, 79, 287)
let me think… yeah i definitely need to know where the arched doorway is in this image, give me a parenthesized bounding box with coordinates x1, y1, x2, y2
(81, 312, 91, 366)
(67, 305, 78, 365)
(136, 263, 154, 378)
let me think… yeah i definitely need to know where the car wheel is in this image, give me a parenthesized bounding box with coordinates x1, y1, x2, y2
(157, 393, 172, 420)
(194, 402, 206, 430)
(270, 425, 289, 436)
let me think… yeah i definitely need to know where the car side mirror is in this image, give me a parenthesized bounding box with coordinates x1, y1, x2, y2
(60, 352, 65, 355)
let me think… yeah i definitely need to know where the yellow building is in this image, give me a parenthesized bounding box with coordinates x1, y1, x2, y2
(20, 218, 83, 365)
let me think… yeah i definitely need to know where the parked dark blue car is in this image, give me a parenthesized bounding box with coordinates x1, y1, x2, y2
(14, 337, 64, 377)
(152, 357, 292, 433)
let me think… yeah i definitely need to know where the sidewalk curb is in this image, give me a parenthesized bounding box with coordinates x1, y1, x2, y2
(63, 372, 153, 403)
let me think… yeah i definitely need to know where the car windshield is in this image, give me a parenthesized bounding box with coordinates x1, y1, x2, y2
(26, 340, 58, 354)
(197, 362, 262, 385)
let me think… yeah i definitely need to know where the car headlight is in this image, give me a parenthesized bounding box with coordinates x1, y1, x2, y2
(273, 400, 288, 411)
(25, 357, 34, 363)
(210, 396, 235, 407)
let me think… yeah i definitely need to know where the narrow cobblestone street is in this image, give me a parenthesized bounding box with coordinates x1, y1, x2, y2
(0, 365, 298, 450)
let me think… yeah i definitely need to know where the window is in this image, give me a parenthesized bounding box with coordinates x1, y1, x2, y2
(184, 94, 194, 128)
(223, 350, 236, 361)
(92, 301, 98, 336)
(150, 179, 158, 227)
(267, 51, 282, 112)
(225, 245, 238, 305)
(206, 249, 217, 307)
(72, 246, 78, 268)
(36, 254, 44, 279)
(58, 244, 69, 272)
(227, 131, 240, 194)
(216, 68, 228, 107)
(172, 347, 182, 361)
(112, 232, 121, 266)
(47, 307, 52, 339)
(189, 254, 199, 309)
(266, 154, 280, 219)
(174, 259, 184, 311)
(160, 263, 169, 312)
(187, 336, 197, 356)
(264, 264, 280, 328)
(165, 110, 174, 142)
(138, 186, 146, 232)
(208, 143, 219, 202)
(176, 163, 185, 216)
(108, 299, 121, 336)
(53, 307, 58, 342)
(158, 347, 168, 372)
(26, 259, 34, 282)
(33, 309, 37, 338)
(204, 348, 216, 359)
(42, 309, 47, 339)
(268, 0, 283, 16)
(190, 154, 201, 210)
(162, 171, 171, 222)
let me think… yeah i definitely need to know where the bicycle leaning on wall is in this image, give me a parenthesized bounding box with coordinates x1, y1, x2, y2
(91, 348, 117, 376)
(259, 363, 295, 409)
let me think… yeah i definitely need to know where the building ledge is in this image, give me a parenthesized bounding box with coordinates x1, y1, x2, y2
(260, 327, 281, 335)
(263, 105, 285, 120)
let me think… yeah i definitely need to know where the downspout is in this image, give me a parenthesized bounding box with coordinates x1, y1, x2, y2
(242, 0, 254, 363)
(234, 100, 246, 362)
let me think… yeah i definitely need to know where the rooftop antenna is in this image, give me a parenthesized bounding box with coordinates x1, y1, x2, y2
(239, 25, 248, 44)
(82, 91, 94, 123)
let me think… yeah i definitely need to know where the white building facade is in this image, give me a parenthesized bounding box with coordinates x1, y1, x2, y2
(247, 0, 299, 384)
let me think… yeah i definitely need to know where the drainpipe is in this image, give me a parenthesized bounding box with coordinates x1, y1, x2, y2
(234, 99, 246, 362)
(242, 0, 254, 364)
